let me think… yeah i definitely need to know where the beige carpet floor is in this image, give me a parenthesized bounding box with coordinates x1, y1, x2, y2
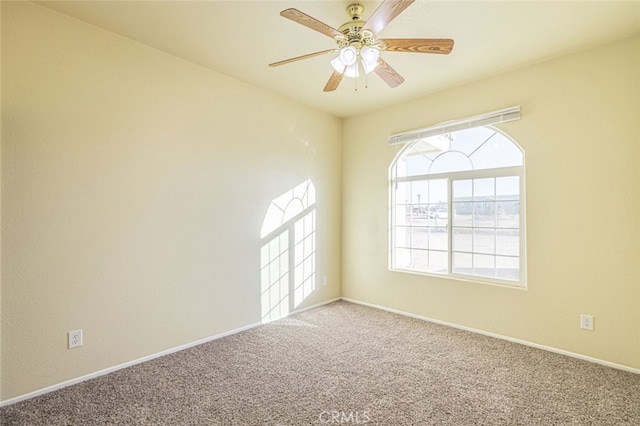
(1, 300, 639, 425)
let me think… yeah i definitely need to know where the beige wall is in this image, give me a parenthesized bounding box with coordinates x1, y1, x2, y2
(1, 2, 342, 400)
(342, 36, 640, 370)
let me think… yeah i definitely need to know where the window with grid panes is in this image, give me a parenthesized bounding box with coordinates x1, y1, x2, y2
(390, 126, 525, 286)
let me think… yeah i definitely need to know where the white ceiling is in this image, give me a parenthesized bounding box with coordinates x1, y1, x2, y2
(36, 0, 640, 118)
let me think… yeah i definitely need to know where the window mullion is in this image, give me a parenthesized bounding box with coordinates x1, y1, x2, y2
(519, 175, 526, 283)
(471, 178, 475, 276)
(495, 181, 500, 278)
(447, 178, 453, 275)
(395, 166, 522, 183)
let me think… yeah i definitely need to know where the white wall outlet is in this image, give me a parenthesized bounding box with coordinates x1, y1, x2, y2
(580, 315, 594, 331)
(322, 276, 327, 286)
(68, 329, 83, 349)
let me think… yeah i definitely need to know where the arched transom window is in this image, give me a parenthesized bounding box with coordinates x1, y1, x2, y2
(390, 126, 525, 286)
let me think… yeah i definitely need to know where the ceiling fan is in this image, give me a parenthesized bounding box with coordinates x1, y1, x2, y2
(269, 0, 454, 92)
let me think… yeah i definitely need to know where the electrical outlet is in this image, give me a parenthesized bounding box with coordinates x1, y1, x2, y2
(322, 276, 327, 286)
(580, 315, 594, 331)
(68, 329, 83, 349)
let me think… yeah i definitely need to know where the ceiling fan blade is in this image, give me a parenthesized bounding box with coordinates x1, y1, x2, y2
(281, 8, 343, 39)
(362, 0, 415, 35)
(374, 58, 405, 88)
(269, 49, 336, 67)
(323, 69, 345, 92)
(380, 38, 454, 54)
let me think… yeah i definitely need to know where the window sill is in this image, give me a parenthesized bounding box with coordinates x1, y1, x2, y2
(389, 267, 527, 290)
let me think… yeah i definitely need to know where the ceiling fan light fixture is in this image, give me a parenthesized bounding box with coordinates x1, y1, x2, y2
(330, 56, 346, 74)
(331, 46, 360, 76)
(338, 46, 358, 66)
(360, 46, 380, 74)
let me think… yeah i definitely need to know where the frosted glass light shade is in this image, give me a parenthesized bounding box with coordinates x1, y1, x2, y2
(331, 56, 346, 73)
(339, 46, 358, 66)
(361, 46, 380, 74)
(344, 63, 359, 78)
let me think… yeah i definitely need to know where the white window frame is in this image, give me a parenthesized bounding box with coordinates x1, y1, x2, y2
(389, 123, 526, 287)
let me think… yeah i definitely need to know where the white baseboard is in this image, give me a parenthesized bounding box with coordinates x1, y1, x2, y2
(0, 297, 342, 408)
(341, 297, 640, 375)
(0, 321, 263, 408)
(4, 295, 633, 407)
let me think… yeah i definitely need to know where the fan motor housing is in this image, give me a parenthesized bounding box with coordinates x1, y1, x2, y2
(346, 3, 364, 19)
(337, 3, 376, 48)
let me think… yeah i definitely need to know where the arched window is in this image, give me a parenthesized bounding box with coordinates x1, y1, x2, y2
(390, 126, 525, 286)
